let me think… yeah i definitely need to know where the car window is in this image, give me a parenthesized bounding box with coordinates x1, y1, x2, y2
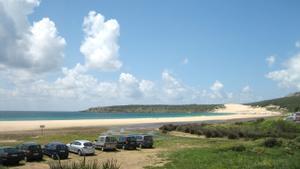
(105, 137, 116, 142)
(75, 142, 81, 146)
(144, 136, 153, 141)
(4, 147, 18, 153)
(83, 142, 93, 147)
(127, 137, 136, 142)
(56, 144, 67, 150)
(29, 145, 41, 150)
(100, 137, 104, 142)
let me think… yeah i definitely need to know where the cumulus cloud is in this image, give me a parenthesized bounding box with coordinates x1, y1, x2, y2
(266, 55, 276, 67)
(0, 0, 66, 73)
(267, 53, 300, 89)
(162, 70, 188, 100)
(242, 85, 251, 93)
(209, 80, 224, 99)
(80, 11, 122, 71)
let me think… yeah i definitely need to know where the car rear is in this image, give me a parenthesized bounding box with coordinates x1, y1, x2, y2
(104, 136, 117, 150)
(141, 136, 153, 148)
(56, 144, 69, 159)
(125, 136, 137, 150)
(82, 142, 95, 155)
(25, 144, 43, 161)
(1, 147, 24, 164)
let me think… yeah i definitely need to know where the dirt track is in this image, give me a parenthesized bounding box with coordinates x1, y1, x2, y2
(8, 148, 164, 169)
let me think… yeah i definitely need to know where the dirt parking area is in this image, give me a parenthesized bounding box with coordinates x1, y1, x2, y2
(8, 148, 165, 169)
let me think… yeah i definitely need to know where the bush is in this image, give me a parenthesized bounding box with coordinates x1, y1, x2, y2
(228, 133, 239, 139)
(263, 138, 282, 148)
(159, 124, 177, 132)
(231, 145, 246, 152)
(295, 136, 300, 143)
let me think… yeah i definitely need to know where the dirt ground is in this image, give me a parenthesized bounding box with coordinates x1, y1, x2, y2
(8, 147, 165, 169)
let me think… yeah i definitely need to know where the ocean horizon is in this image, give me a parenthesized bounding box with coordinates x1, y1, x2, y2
(0, 111, 233, 121)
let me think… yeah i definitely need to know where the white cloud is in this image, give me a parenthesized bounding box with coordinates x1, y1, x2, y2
(162, 70, 187, 100)
(242, 85, 251, 93)
(80, 11, 122, 71)
(267, 53, 300, 89)
(182, 58, 189, 64)
(266, 55, 276, 67)
(210, 80, 223, 92)
(296, 41, 300, 48)
(0, 0, 66, 73)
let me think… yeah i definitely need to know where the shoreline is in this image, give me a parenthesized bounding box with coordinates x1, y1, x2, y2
(0, 104, 281, 132)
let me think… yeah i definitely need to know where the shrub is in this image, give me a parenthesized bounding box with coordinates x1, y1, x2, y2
(263, 138, 282, 148)
(228, 133, 239, 139)
(159, 124, 177, 132)
(231, 145, 246, 152)
(295, 136, 300, 143)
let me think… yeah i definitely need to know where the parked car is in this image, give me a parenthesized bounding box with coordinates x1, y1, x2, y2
(66, 140, 95, 155)
(94, 135, 117, 151)
(16, 142, 43, 161)
(43, 142, 69, 160)
(0, 146, 24, 165)
(133, 135, 154, 148)
(116, 135, 137, 150)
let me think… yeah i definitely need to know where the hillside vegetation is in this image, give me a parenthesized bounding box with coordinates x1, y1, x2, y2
(249, 93, 300, 112)
(85, 104, 224, 113)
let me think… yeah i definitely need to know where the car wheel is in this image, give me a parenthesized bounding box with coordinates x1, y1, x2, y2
(139, 144, 142, 149)
(51, 154, 55, 159)
(78, 150, 82, 156)
(101, 147, 104, 151)
(24, 156, 28, 162)
(122, 145, 126, 150)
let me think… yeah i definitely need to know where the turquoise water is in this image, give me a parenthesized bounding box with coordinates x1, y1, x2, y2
(0, 111, 233, 121)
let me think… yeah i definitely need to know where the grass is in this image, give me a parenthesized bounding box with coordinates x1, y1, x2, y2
(150, 118, 300, 169)
(49, 159, 120, 169)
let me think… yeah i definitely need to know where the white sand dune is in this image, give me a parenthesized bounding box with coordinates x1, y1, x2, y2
(0, 104, 281, 132)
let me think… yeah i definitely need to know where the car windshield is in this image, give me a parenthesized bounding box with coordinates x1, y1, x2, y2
(105, 137, 117, 142)
(144, 136, 153, 141)
(83, 142, 93, 147)
(127, 137, 136, 142)
(4, 148, 18, 153)
(56, 145, 67, 150)
(28, 145, 41, 150)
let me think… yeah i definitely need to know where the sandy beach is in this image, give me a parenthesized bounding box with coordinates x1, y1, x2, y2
(0, 104, 281, 132)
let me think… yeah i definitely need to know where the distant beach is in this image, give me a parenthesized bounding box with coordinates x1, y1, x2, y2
(0, 104, 281, 132)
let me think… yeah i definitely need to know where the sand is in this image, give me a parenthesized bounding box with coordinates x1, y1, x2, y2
(0, 104, 281, 132)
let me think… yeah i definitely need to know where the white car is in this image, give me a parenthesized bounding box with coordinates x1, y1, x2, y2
(66, 140, 95, 156)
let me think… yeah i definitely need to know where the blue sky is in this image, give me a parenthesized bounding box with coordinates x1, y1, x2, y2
(1, 0, 300, 110)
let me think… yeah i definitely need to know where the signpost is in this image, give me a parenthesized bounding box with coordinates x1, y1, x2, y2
(40, 125, 45, 136)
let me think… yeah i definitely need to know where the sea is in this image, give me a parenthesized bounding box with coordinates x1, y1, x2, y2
(0, 111, 232, 121)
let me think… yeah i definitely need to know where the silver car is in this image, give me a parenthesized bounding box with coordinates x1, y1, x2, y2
(66, 140, 95, 156)
(94, 136, 117, 151)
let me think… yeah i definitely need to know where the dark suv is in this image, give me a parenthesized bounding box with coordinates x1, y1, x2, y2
(43, 142, 69, 160)
(17, 142, 43, 161)
(133, 135, 154, 148)
(116, 136, 137, 150)
(0, 146, 24, 165)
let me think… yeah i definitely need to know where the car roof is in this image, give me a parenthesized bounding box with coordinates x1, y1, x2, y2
(74, 140, 91, 143)
(49, 142, 65, 145)
(0, 146, 15, 149)
(22, 142, 39, 145)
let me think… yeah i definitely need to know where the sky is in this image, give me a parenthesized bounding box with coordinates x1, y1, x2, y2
(1, 0, 300, 111)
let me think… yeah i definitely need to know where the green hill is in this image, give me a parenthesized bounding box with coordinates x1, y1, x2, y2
(249, 92, 300, 112)
(84, 104, 224, 113)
